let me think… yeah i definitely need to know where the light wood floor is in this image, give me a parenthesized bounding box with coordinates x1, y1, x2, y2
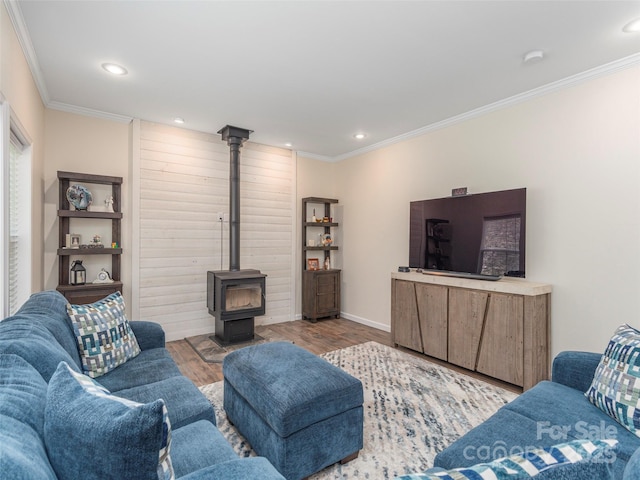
(166, 318, 392, 387)
(167, 317, 520, 393)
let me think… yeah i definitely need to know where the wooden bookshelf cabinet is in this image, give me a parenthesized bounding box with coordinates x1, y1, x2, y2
(302, 197, 340, 321)
(56, 171, 123, 304)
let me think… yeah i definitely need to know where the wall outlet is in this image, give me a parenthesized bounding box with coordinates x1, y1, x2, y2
(217, 212, 224, 222)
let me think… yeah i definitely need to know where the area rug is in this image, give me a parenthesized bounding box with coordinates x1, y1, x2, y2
(199, 341, 518, 479)
(185, 327, 292, 363)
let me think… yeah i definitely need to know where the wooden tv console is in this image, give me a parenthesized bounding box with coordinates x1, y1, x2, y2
(391, 271, 551, 391)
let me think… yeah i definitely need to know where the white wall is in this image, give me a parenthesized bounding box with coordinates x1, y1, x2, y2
(42, 110, 131, 306)
(133, 121, 295, 340)
(326, 65, 640, 357)
(1, 2, 46, 294)
(295, 155, 338, 316)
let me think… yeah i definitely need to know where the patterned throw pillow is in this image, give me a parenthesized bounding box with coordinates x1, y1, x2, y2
(585, 324, 640, 437)
(45, 362, 174, 480)
(67, 291, 141, 377)
(396, 439, 617, 479)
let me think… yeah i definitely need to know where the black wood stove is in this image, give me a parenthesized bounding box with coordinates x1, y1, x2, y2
(207, 125, 267, 345)
(207, 269, 266, 345)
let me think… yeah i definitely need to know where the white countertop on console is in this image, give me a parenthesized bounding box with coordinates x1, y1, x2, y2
(391, 270, 552, 296)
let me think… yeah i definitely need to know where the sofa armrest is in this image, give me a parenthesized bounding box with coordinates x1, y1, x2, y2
(179, 457, 285, 480)
(551, 351, 602, 392)
(623, 447, 640, 480)
(129, 321, 165, 350)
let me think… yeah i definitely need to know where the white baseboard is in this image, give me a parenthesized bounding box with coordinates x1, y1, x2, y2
(339, 312, 391, 332)
(267, 312, 390, 333)
(257, 316, 289, 326)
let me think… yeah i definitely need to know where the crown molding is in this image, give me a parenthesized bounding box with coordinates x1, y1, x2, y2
(6, 0, 639, 161)
(47, 101, 133, 124)
(296, 151, 336, 163)
(5, 0, 132, 125)
(330, 52, 640, 163)
(4, 0, 49, 104)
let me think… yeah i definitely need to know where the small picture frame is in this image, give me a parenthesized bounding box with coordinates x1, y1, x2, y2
(70, 233, 81, 249)
(307, 258, 320, 271)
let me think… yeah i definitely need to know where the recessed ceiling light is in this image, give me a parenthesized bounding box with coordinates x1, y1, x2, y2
(523, 50, 544, 65)
(101, 63, 128, 75)
(623, 17, 640, 33)
(173, 117, 185, 124)
(284, 142, 293, 148)
(354, 133, 366, 140)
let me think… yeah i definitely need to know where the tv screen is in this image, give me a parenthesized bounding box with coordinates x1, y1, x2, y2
(409, 188, 526, 278)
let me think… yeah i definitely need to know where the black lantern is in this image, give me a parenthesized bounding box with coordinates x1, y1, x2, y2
(70, 260, 86, 285)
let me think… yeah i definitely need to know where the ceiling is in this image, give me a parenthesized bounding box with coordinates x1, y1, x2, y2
(10, 1, 640, 160)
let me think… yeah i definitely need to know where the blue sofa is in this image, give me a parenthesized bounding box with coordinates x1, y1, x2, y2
(0, 290, 285, 479)
(432, 351, 640, 480)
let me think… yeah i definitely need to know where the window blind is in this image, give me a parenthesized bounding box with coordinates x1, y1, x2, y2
(7, 129, 31, 315)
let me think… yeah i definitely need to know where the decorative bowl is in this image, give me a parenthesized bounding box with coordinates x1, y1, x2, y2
(66, 184, 92, 210)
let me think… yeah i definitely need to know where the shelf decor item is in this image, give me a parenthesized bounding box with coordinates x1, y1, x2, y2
(70, 260, 86, 285)
(89, 234, 103, 248)
(93, 268, 114, 284)
(70, 234, 81, 248)
(66, 184, 93, 210)
(307, 258, 320, 271)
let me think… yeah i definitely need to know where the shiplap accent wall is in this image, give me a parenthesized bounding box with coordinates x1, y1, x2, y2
(131, 121, 295, 341)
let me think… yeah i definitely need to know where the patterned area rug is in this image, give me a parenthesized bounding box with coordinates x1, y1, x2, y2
(199, 341, 518, 479)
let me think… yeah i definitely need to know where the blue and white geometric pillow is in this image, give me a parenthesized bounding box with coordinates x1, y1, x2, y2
(67, 291, 141, 377)
(585, 324, 640, 437)
(46, 363, 174, 480)
(396, 438, 617, 479)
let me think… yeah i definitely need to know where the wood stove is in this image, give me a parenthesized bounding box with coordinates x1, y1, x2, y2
(207, 125, 267, 345)
(207, 270, 266, 345)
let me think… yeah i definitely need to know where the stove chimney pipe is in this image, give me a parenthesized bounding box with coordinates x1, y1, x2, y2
(217, 125, 252, 271)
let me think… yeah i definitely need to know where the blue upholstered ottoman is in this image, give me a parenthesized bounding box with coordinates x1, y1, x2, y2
(223, 342, 364, 480)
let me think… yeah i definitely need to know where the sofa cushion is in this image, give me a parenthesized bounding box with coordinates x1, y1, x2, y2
(45, 362, 174, 480)
(114, 375, 216, 429)
(179, 457, 287, 480)
(585, 324, 640, 437)
(506, 381, 639, 462)
(170, 420, 238, 477)
(434, 380, 639, 480)
(15, 290, 82, 367)
(403, 439, 617, 479)
(0, 354, 57, 480)
(0, 319, 81, 381)
(67, 291, 141, 378)
(97, 347, 183, 392)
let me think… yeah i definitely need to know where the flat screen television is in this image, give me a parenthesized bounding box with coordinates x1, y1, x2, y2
(409, 188, 526, 279)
